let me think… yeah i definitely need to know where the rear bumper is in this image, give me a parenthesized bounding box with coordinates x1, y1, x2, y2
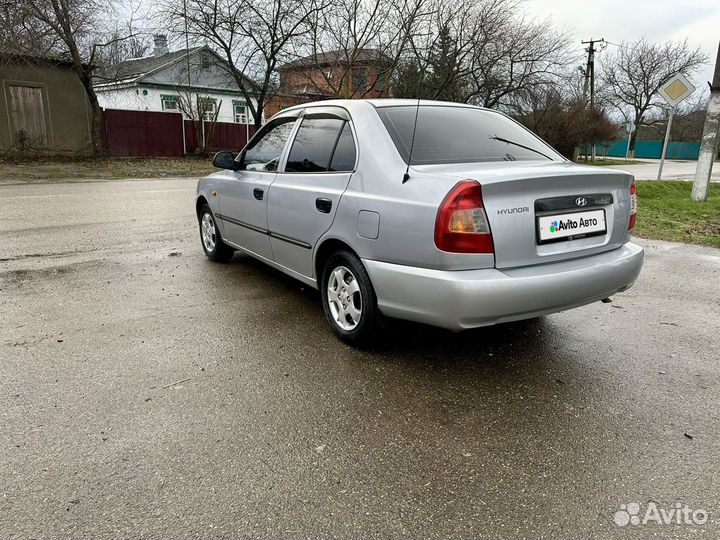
(363, 242, 644, 331)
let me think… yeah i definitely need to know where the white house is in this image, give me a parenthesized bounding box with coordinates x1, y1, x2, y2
(94, 35, 258, 125)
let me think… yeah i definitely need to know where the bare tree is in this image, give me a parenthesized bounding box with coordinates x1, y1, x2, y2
(4, 0, 149, 154)
(465, 14, 571, 108)
(176, 90, 222, 157)
(94, 19, 151, 69)
(166, 0, 328, 128)
(392, 0, 482, 101)
(0, 1, 59, 54)
(393, 0, 573, 109)
(511, 79, 617, 159)
(17, 0, 105, 153)
(601, 38, 707, 157)
(285, 0, 427, 99)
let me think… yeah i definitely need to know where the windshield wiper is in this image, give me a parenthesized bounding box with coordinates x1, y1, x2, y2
(490, 135, 553, 161)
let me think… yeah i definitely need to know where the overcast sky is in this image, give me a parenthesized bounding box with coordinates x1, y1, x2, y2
(145, 0, 719, 91)
(524, 0, 719, 90)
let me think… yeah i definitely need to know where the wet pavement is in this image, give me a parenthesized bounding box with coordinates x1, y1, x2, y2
(1, 178, 719, 539)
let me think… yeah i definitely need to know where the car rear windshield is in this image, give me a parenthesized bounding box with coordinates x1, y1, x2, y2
(376, 105, 561, 165)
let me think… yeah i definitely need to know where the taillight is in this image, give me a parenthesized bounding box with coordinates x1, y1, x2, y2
(434, 180, 494, 253)
(628, 178, 637, 230)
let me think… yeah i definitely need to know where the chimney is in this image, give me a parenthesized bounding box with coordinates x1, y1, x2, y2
(153, 34, 169, 57)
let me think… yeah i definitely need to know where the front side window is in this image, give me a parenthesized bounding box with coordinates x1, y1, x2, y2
(376, 105, 562, 165)
(241, 118, 297, 172)
(285, 116, 345, 173)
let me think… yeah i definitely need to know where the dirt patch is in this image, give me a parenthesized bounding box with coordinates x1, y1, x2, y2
(0, 156, 215, 181)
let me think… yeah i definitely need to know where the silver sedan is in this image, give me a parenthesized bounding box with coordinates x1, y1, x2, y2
(196, 99, 644, 344)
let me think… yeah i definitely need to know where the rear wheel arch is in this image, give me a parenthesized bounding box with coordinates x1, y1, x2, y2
(314, 238, 356, 281)
(319, 247, 380, 345)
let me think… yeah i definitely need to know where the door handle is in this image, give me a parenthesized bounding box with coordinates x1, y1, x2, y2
(315, 198, 332, 213)
(253, 188, 264, 201)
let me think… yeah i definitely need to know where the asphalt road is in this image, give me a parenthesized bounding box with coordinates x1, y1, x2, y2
(1, 178, 719, 539)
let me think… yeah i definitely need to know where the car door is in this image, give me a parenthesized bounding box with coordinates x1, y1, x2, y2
(217, 114, 298, 260)
(267, 108, 357, 277)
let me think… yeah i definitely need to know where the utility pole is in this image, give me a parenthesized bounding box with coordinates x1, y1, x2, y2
(657, 106, 676, 180)
(692, 42, 720, 201)
(582, 38, 604, 162)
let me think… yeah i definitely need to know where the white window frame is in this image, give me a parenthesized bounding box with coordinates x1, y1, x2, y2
(233, 101, 249, 124)
(161, 95, 180, 111)
(198, 97, 218, 122)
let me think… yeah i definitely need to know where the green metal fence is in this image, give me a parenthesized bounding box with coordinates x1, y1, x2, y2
(591, 140, 702, 159)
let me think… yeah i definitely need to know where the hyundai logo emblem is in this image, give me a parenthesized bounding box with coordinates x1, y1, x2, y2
(575, 197, 588, 207)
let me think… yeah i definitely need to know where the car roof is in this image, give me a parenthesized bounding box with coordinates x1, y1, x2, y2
(277, 98, 489, 115)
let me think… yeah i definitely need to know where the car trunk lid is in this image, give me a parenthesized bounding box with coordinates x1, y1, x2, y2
(415, 161, 634, 269)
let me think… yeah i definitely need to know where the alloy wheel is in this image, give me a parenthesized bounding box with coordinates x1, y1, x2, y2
(326, 265, 362, 330)
(201, 212, 217, 253)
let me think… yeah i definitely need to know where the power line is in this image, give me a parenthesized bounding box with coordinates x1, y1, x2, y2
(604, 40, 638, 52)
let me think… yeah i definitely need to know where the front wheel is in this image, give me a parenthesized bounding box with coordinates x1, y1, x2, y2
(321, 250, 379, 346)
(198, 204, 234, 262)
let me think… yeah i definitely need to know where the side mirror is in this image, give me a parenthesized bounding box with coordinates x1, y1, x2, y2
(212, 150, 237, 170)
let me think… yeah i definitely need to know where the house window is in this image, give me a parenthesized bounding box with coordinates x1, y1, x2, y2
(325, 70, 333, 80)
(198, 97, 218, 121)
(233, 101, 249, 124)
(161, 95, 179, 111)
(201, 53, 211, 70)
(374, 72, 386, 92)
(352, 67, 368, 92)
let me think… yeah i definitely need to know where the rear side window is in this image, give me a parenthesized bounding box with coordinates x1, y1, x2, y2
(376, 105, 560, 165)
(285, 116, 356, 173)
(286, 117, 343, 172)
(329, 123, 356, 172)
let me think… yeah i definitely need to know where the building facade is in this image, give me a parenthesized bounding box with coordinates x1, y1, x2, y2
(0, 54, 92, 154)
(265, 49, 392, 117)
(94, 36, 258, 126)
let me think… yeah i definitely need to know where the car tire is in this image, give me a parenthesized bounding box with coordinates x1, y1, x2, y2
(198, 204, 234, 262)
(321, 250, 379, 346)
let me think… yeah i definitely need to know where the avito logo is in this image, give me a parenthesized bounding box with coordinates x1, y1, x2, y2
(613, 502, 708, 527)
(549, 216, 599, 233)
